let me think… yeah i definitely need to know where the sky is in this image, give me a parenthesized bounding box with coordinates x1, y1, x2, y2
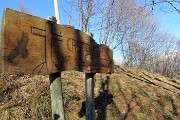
(0, 0, 180, 60)
(153, 2, 180, 39)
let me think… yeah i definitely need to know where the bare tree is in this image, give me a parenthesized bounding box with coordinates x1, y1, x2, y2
(18, 1, 31, 14)
(61, 0, 180, 78)
(139, 0, 180, 14)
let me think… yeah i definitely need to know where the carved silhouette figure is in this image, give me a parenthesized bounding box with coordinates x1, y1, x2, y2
(8, 32, 29, 63)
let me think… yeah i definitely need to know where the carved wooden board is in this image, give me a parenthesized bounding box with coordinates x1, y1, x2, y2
(0, 8, 113, 74)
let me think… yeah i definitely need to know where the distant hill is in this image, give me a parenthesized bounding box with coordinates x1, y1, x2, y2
(0, 66, 180, 120)
(114, 59, 125, 66)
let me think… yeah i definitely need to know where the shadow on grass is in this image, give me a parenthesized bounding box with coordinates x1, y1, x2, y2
(123, 71, 180, 95)
(94, 75, 113, 120)
(79, 75, 119, 120)
(115, 80, 136, 120)
(78, 75, 139, 120)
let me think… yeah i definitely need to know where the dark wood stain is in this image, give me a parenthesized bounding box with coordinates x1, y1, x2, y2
(7, 32, 29, 63)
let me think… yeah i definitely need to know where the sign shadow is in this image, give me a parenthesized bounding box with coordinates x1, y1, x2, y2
(79, 75, 114, 120)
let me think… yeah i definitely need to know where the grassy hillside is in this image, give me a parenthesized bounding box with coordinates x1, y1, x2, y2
(0, 67, 180, 120)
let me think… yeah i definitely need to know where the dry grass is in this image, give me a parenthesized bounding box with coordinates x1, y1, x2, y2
(0, 67, 180, 120)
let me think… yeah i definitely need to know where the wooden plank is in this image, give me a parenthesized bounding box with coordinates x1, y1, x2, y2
(0, 8, 113, 74)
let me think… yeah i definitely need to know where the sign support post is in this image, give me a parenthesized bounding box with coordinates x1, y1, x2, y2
(85, 73, 95, 120)
(85, 31, 95, 120)
(49, 72, 65, 120)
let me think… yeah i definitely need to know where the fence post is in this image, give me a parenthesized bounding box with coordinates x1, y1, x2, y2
(85, 73, 95, 120)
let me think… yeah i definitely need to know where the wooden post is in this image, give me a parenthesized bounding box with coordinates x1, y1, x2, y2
(85, 73, 95, 120)
(49, 72, 65, 120)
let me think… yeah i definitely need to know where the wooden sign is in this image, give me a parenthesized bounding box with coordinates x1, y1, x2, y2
(0, 8, 113, 74)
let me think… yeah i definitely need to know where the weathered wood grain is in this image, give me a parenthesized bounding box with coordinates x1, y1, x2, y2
(0, 8, 113, 74)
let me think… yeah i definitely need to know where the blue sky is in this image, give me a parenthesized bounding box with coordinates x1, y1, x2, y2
(153, 2, 180, 39)
(0, 0, 179, 60)
(0, 0, 80, 27)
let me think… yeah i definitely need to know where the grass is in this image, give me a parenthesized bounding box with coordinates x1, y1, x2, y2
(0, 66, 180, 120)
